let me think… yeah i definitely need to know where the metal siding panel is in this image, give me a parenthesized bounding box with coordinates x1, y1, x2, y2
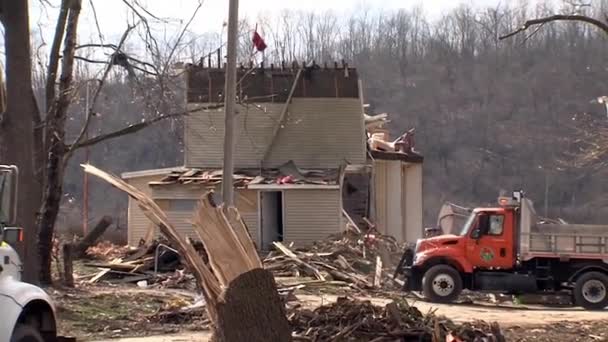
(374, 160, 388, 235)
(266, 98, 366, 168)
(185, 103, 283, 168)
(405, 163, 423, 243)
(125, 175, 158, 246)
(283, 189, 342, 246)
(184, 99, 366, 169)
(385, 161, 403, 242)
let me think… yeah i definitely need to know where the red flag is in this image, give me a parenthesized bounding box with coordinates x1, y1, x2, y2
(252, 30, 267, 52)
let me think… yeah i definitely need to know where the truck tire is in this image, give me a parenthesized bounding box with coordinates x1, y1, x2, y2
(422, 264, 462, 303)
(574, 271, 608, 310)
(10, 324, 44, 342)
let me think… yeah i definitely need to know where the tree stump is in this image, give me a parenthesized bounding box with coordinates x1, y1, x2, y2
(215, 268, 292, 342)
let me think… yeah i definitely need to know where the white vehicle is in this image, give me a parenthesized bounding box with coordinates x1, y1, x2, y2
(0, 165, 73, 342)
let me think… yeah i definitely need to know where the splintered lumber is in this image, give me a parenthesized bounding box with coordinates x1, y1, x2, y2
(273, 242, 326, 281)
(342, 209, 362, 233)
(82, 164, 221, 320)
(374, 256, 383, 288)
(191, 193, 291, 341)
(83, 164, 291, 342)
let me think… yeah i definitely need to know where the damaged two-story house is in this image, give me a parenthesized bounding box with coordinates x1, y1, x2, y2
(122, 63, 423, 249)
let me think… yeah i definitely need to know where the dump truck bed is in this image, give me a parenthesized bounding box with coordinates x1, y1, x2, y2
(519, 199, 608, 260)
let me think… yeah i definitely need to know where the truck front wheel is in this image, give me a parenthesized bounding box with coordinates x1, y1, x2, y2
(422, 264, 462, 303)
(10, 324, 44, 342)
(574, 271, 608, 310)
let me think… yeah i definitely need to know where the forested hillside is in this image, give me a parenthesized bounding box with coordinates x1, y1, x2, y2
(61, 1, 608, 240)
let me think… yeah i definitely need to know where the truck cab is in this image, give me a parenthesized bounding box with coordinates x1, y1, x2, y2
(396, 191, 608, 310)
(0, 165, 71, 341)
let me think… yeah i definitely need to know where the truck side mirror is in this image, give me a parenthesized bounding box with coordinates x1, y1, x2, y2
(471, 229, 480, 239)
(0, 166, 18, 226)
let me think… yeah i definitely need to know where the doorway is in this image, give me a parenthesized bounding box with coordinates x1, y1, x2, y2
(260, 191, 284, 250)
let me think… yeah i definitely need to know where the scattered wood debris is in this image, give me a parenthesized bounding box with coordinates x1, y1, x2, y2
(265, 230, 406, 292)
(83, 163, 291, 342)
(289, 297, 505, 342)
(148, 160, 340, 188)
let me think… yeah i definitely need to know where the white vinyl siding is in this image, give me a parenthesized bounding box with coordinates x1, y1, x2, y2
(125, 175, 162, 246)
(283, 189, 342, 246)
(184, 98, 366, 169)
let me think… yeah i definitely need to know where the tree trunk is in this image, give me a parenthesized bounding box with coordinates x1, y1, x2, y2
(38, 0, 82, 284)
(83, 165, 292, 342)
(0, 0, 43, 284)
(62, 244, 74, 287)
(215, 268, 291, 342)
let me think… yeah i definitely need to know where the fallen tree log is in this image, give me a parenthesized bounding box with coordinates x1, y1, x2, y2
(74, 216, 113, 258)
(82, 164, 291, 342)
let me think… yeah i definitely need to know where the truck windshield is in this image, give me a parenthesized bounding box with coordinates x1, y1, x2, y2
(459, 212, 476, 236)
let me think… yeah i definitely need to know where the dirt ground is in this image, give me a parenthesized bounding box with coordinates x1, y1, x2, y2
(53, 286, 608, 342)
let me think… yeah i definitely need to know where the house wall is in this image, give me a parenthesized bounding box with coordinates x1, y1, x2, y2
(127, 180, 342, 248)
(125, 175, 163, 246)
(154, 186, 260, 246)
(184, 98, 366, 169)
(373, 159, 423, 243)
(283, 189, 342, 246)
(404, 163, 423, 242)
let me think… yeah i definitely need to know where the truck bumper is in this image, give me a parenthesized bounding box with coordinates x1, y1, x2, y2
(394, 248, 422, 291)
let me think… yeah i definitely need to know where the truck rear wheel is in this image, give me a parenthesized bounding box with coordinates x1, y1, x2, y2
(422, 264, 462, 303)
(574, 272, 608, 310)
(10, 324, 44, 342)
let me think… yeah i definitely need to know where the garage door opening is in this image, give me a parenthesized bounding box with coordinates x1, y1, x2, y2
(260, 191, 284, 250)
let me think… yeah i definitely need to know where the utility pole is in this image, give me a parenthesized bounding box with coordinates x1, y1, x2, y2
(221, 0, 239, 206)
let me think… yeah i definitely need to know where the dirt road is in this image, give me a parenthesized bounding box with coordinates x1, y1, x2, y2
(297, 294, 608, 327)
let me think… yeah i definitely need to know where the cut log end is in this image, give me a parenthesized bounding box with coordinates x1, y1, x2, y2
(214, 268, 292, 342)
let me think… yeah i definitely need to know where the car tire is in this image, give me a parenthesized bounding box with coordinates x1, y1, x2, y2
(574, 271, 608, 310)
(10, 324, 44, 342)
(422, 264, 463, 303)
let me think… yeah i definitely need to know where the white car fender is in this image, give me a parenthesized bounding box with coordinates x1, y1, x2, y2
(0, 276, 56, 341)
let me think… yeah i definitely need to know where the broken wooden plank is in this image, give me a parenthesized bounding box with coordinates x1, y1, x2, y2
(342, 209, 362, 234)
(273, 242, 326, 281)
(89, 268, 111, 283)
(374, 256, 383, 288)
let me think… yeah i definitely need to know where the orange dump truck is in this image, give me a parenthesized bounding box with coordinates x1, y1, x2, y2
(395, 191, 608, 310)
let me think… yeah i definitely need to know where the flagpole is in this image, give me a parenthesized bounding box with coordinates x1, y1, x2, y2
(222, 0, 239, 206)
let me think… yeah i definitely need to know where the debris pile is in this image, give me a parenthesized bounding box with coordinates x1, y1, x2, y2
(289, 297, 504, 342)
(265, 230, 408, 292)
(84, 241, 131, 260)
(80, 238, 198, 288)
(148, 160, 340, 188)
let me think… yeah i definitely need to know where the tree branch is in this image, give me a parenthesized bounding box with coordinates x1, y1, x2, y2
(44, 1, 69, 109)
(69, 105, 222, 150)
(66, 24, 135, 158)
(500, 14, 608, 40)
